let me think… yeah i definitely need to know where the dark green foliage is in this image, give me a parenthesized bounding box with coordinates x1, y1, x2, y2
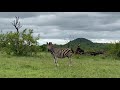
(0, 32, 6, 51)
(0, 29, 40, 56)
(107, 42, 120, 59)
(39, 44, 47, 52)
(56, 38, 108, 52)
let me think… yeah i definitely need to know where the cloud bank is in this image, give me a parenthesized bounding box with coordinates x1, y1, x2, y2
(0, 12, 120, 44)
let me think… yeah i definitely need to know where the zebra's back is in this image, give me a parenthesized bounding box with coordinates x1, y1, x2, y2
(53, 48, 73, 58)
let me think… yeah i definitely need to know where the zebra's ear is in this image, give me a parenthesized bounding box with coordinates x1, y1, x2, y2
(46, 42, 48, 45)
(49, 42, 52, 45)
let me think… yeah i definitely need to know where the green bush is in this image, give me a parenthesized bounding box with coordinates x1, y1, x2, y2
(0, 29, 40, 56)
(107, 42, 120, 59)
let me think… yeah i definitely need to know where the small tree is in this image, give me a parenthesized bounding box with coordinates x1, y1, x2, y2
(11, 16, 22, 55)
(0, 16, 40, 56)
(12, 16, 22, 33)
(4, 29, 40, 56)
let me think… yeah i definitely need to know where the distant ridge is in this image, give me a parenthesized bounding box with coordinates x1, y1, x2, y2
(68, 38, 93, 44)
(42, 38, 108, 51)
(64, 38, 93, 47)
(61, 38, 107, 51)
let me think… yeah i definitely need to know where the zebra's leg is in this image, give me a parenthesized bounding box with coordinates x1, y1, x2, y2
(68, 57, 72, 66)
(53, 56, 59, 66)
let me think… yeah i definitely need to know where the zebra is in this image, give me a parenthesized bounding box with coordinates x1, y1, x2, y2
(46, 42, 73, 66)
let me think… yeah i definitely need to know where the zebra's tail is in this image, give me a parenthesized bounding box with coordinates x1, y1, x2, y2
(71, 48, 74, 54)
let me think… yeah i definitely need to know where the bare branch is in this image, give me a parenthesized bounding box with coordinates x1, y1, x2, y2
(11, 21, 13, 24)
(18, 21, 20, 25)
(18, 26, 22, 29)
(12, 16, 22, 33)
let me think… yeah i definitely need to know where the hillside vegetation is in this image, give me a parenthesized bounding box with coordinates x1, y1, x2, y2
(56, 38, 108, 52)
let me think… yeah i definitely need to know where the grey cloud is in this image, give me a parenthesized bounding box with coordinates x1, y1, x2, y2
(0, 12, 54, 18)
(0, 12, 120, 43)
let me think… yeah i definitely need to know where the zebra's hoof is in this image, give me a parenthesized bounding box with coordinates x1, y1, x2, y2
(56, 64, 59, 67)
(69, 64, 72, 67)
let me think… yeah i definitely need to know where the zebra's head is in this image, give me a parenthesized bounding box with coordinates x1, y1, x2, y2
(46, 42, 53, 52)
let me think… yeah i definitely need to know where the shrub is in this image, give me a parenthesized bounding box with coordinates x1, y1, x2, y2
(0, 29, 40, 56)
(107, 42, 120, 59)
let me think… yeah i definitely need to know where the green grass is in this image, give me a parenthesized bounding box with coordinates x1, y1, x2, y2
(0, 52, 120, 78)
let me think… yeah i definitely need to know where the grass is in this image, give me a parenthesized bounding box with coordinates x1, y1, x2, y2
(0, 52, 120, 78)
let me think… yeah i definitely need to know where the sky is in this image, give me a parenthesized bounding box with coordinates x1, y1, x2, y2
(0, 12, 120, 45)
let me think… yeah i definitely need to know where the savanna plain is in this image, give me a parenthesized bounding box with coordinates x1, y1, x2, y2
(0, 52, 120, 78)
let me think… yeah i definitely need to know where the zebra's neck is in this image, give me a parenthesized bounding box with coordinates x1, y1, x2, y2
(50, 47, 55, 54)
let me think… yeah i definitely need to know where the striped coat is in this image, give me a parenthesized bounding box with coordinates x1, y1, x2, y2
(47, 42, 73, 66)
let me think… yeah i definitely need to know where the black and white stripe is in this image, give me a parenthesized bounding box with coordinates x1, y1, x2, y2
(47, 42, 73, 66)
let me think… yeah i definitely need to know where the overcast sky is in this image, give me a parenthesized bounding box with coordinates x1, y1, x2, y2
(0, 12, 120, 45)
